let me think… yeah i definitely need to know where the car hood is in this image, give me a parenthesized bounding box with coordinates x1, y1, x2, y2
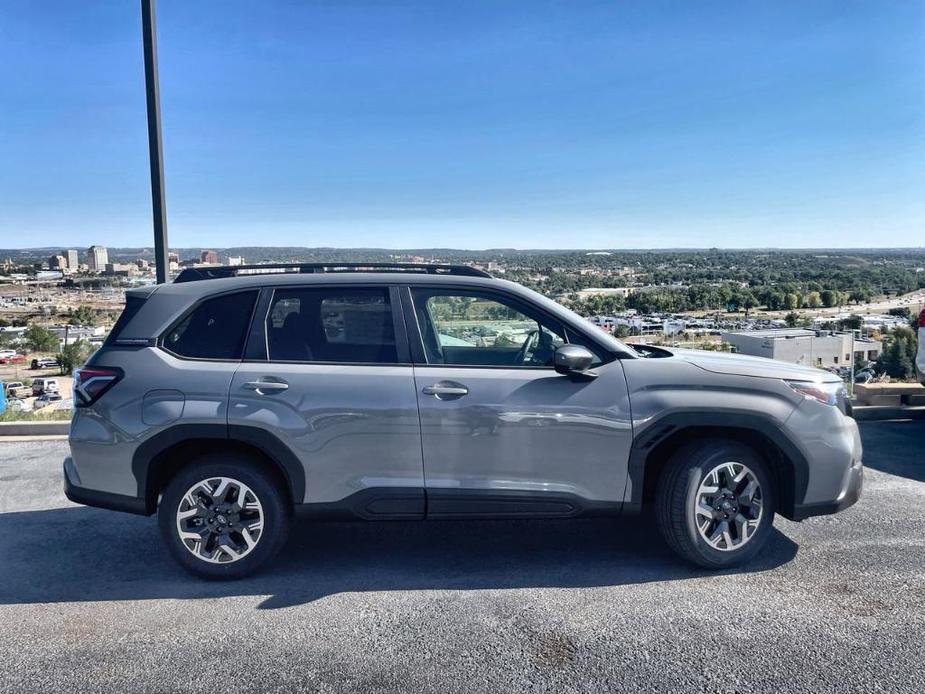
(662, 348, 842, 383)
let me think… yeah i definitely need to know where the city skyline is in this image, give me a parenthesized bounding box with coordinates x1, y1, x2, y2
(1, 1, 923, 249)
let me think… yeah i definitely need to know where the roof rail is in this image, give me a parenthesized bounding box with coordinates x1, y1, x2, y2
(174, 262, 491, 283)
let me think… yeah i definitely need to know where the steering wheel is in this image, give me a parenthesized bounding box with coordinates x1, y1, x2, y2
(515, 329, 540, 365)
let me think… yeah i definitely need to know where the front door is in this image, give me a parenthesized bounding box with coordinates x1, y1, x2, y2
(228, 284, 424, 517)
(407, 287, 633, 517)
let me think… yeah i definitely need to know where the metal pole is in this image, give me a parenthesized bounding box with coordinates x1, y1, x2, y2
(141, 0, 170, 284)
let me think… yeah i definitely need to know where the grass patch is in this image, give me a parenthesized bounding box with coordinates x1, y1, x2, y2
(0, 409, 72, 422)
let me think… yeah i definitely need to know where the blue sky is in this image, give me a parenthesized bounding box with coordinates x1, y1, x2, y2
(1, 1, 923, 249)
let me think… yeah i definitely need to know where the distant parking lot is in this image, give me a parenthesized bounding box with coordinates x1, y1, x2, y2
(0, 421, 923, 693)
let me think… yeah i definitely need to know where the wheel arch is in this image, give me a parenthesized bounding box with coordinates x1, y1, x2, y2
(626, 411, 809, 520)
(132, 424, 306, 514)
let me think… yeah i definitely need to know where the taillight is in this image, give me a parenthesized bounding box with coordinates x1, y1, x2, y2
(74, 366, 123, 407)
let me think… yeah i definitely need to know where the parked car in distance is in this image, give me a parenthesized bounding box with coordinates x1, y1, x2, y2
(0, 349, 17, 359)
(0, 352, 25, 364)
(64, 262, 864, 579)
(4, 381, 32, 399)
(34, 392, 63, 408)
(916, 308, 925, 386)
(32, 377, 60, 396)
(6, 397, 33, 413)
(31, 357, 60, 370)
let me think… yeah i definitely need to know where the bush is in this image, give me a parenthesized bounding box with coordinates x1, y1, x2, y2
(875, 327, 919, 381)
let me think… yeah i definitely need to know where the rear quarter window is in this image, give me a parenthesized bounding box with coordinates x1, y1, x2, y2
(104, 294, 147, 345)
(162, 291, 258, 360)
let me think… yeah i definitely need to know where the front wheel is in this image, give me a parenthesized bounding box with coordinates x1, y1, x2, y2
(655, 440, 775, 569)
(158, 453, 291, 579)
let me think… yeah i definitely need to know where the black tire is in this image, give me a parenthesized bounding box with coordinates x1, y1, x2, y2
(158, 452, 291, 579)
(655, 439, 776, 569)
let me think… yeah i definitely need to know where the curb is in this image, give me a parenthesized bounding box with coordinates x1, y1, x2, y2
(0, 421, 70, 437)
(851, 406, 925, 422)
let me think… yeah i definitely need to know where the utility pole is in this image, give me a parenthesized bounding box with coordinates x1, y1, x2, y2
(141, 0, 170, 284)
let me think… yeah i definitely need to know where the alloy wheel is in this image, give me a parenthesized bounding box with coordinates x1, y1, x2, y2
(175, 477, 264, 563)
(693, 462, 763, 551)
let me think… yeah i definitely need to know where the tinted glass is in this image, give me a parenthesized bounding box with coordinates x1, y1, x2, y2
(104, 294, 146, 345)
(163, 291, 258, 360)
(412, 290, 570, 367)
(266, 287, 397, 363)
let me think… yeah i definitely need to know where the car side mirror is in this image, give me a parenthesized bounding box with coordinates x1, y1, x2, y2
(553, 345, 596, 378)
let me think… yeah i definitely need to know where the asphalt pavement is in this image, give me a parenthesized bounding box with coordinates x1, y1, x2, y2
(0, 421, 923, 693)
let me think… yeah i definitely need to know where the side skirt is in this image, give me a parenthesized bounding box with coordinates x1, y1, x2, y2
(294, 487, 622, 521)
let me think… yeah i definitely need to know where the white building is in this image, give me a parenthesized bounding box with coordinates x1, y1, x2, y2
(66, 249, 79, 270)
(721, 329, 881, 369)
(87, 245, 109, 272)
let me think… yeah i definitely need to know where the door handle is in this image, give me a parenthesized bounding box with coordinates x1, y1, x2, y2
(243, 380, 289, 393)
(422, 382, 469, 398)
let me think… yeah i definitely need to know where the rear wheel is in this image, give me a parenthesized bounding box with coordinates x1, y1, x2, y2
(655, 440, 775, 569)
(158, 453, 291, 579)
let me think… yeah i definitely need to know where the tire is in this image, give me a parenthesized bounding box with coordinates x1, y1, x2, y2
(655, 439, 776, 569)
(158, 452, 291, 579)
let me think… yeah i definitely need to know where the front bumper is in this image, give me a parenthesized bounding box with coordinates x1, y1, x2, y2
(790, 457, 863, 521)
(63, 456, 149, 515)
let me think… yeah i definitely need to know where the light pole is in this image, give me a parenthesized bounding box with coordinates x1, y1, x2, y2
(141, 0, 170, 284)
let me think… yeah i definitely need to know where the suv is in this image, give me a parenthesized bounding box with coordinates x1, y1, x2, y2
(32, 377, 59, 396)
(64, 263, 863, 578)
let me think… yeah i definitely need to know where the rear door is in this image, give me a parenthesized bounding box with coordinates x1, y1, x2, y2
(405, 285, 634, 517)
(228, 284, 424, 515)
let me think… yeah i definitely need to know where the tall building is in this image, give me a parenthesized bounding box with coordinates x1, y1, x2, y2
(65, 249, 79, 269)
(168, 251, 180, 271)
(226, 255, 245, 266)
(87, 245, 108, 272)
(48, 255, 67, 270)
(200, 250, 219, 264)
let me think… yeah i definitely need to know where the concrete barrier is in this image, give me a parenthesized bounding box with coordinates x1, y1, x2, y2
(854, 383, 925, 406)
(0, 421, 70, 436)
(852, 406, 925, 421)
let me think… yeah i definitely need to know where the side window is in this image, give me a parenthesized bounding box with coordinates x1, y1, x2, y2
(163, 291, 258, 360)
(411, 289, 567, 367)
(266, 287, 398, 363)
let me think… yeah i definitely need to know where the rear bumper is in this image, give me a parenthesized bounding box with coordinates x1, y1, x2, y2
(63, 457, 149, 516)
(790, 458, 863, 521)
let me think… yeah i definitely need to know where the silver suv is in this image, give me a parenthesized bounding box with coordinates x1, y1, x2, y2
(64, 263, 863, 578)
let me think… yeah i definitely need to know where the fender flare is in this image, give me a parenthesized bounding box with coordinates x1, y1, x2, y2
(131, 423, 306, 513)
(624, 409, 810, 519)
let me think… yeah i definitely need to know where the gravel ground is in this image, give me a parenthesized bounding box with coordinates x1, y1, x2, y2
(0, 421, 923, 693)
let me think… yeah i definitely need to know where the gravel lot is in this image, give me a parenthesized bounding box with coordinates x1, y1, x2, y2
(0, 421, 923, 693)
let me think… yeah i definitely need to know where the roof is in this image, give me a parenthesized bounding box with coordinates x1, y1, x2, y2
(722, 329, 817, 339)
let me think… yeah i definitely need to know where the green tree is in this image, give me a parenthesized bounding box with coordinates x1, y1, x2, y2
(838, 315, 863, 331)
(56, 340, 93, 375)
(739, 291, 759, 319)
(613, 324, 631, 338)
(69, 305, 98, 326)
(820, 290, 837, 308)
(804, 291, 822, 309)
(23, 324, 59, 353)
(875, 327, 918, 380)
(785, 311, 800, 328)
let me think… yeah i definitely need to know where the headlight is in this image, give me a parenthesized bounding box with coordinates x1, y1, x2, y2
(786, 380, 847, 407)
